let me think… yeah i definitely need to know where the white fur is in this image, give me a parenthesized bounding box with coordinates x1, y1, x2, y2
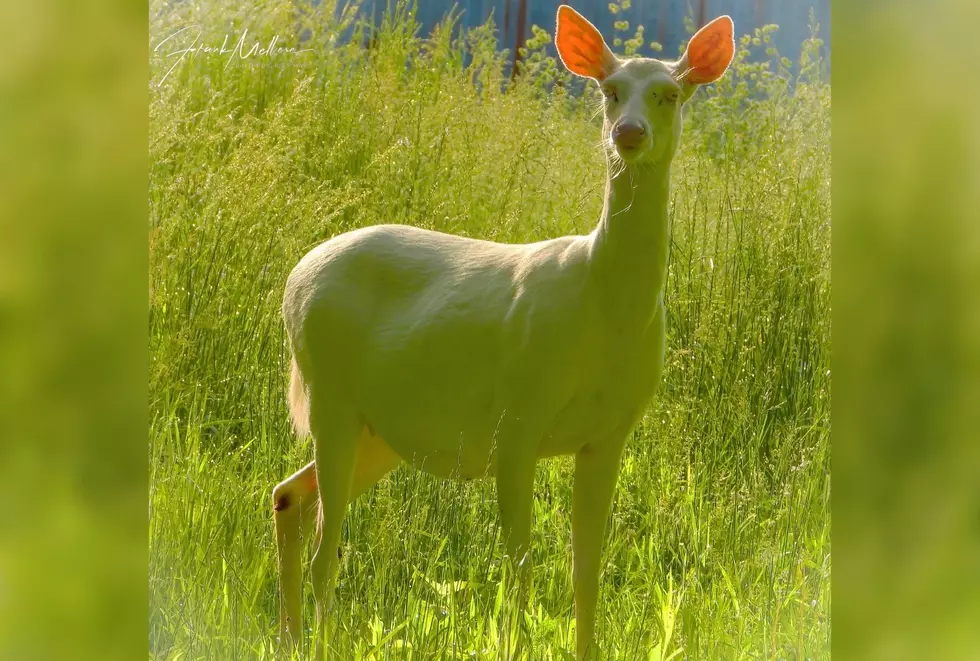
(272, 6, 734, 659)
(284, 222, 663, 477)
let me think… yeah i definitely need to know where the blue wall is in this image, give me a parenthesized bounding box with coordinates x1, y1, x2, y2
(350, 0, 830, 67)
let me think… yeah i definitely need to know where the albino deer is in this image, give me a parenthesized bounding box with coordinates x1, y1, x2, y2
(272, 6, 734, 659)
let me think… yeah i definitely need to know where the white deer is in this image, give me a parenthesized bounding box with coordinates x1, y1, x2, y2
(272, 5, 734, 659)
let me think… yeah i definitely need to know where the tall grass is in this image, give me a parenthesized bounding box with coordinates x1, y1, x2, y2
(149, 1, 830, 659)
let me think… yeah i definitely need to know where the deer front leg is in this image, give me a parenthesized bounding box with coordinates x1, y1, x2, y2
(572, 435, 627, 660)
(494, 423, 541, 660)
(497, 445, 537, 577)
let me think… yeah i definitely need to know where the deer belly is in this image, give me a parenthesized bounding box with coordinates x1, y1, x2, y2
(377, 429, 498, 479)
(366, 398, 496, 479)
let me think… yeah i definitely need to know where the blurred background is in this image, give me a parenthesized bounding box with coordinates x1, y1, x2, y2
(354, 0, 831, 73)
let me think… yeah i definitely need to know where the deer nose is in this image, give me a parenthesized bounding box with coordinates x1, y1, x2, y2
(612, 122, 646, 149)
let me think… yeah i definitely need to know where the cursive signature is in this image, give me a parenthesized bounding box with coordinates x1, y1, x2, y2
(153, 25, 314, 86)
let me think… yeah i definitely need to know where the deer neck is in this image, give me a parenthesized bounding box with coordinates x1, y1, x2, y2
(588, 160, 671, 330)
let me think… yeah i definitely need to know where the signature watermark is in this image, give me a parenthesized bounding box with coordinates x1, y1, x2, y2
(153, 25, 314, 86)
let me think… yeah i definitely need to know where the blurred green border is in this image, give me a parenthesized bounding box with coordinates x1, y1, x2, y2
(0, 1, 148, 660)
(833, 1, 980, 659)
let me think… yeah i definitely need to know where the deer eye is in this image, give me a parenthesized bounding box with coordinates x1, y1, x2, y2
(652, 89, 679, 106)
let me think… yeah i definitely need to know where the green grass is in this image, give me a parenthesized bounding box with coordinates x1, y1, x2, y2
(149, 1, 830, 659)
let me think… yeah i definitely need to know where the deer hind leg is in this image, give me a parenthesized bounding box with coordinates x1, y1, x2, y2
(273, 460, 318, 648)
(272, 425, 401, 653)
(307, 395, 407, 659)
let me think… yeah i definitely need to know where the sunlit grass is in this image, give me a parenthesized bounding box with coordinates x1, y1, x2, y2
(149, 1, 830, 659)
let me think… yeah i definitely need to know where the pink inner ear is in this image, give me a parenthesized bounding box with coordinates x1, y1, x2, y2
(556, 7, 611, 80)
(686, 17, 734, 84)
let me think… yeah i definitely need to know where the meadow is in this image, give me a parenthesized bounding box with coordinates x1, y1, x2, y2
(149, 1, 830, 658)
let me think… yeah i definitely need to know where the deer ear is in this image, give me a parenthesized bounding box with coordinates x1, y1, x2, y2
(555, 5, 618, 81)
(677, 15, 735, 86)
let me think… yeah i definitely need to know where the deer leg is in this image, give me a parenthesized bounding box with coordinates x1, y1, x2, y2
(307, 404, 361, 661)
(495, 439, 538, 660)
(273, 427, 401, 654)
(273, 461, 318, 648)
(572, 436, 627, 661)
